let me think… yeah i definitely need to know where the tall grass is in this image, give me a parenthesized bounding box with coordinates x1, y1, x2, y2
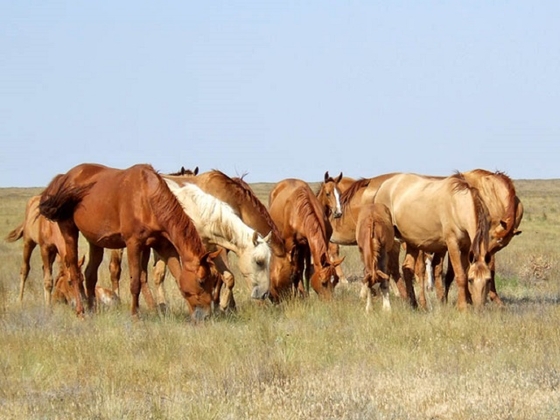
(0, 180, 559, 419)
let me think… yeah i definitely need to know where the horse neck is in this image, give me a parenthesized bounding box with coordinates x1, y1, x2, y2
(295, 194, 330, 264)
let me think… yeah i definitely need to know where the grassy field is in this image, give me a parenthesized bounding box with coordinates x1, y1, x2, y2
(1, 179, 559, 419)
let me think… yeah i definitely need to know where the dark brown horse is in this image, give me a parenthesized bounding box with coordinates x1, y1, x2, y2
(268, 178, 344, 302)
(373, 172, 492, 310)
(39, 163, 220, 321)
(5, 195, 70, 305)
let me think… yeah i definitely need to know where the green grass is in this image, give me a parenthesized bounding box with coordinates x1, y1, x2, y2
(0, 180, 559, 419)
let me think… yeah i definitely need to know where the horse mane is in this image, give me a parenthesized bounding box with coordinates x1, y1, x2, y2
(340, 178, 370, 207)
(145, 168, 206, 256)
(466, 169, 518, 238)
(169, 181, 265, 255)
(167, 166, 198, 176)
(208, 170, 283, 245)
(293, 186, 329, 255)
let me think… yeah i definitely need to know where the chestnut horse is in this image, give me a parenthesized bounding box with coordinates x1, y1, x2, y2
(39, 163, 220, 321)
(355, 203, 396, 312)
(373, 172, 492, 310)
(163, 178, 272, 309)
(317, 173, 411, 299)
(268, 178, 344, 302)
(5, 195, 70, 305)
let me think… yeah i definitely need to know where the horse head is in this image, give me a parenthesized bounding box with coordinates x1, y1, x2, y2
(310, 253, 345, 300)
(179, 249, 222, 321)
(237, 231, 272, 301)
(317, 171, 344, 219)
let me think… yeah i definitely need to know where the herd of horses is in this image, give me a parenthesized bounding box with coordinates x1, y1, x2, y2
(5, 163, 523, 321)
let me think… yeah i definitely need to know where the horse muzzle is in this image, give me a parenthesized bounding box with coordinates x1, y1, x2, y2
(251, 286, 269, 300)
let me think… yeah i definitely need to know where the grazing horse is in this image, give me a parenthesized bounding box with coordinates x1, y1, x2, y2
(356, 203, 396, 312)
(373, 172, 492, 310)
(268, 178, 344, 302)
(39, 163, 220, 321)
(430, 169, 524, 305)
(5, 195, 70, 305)
(163, 178, 272, 309)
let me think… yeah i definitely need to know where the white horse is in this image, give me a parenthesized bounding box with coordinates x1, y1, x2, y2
(165, 179, 272, 309)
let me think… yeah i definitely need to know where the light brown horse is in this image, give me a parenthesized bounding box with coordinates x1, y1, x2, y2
(355, 203, 396, 312)
(53, 257, 121, 309)
(373, 172, 492, 310)
(39, 163, 221, 321)
(268, 178, 344, 302)
(5, 195, 70, 305)
(430, 169, 523, 305)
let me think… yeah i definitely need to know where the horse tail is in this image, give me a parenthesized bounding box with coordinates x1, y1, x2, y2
(5, 223, 24, 242)
(39, 173, 93, 221)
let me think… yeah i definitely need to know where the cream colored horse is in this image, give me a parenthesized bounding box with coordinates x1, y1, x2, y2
(374, 172, 492, 310)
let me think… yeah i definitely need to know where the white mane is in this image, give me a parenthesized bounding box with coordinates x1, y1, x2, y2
(164, 179, 268, 258)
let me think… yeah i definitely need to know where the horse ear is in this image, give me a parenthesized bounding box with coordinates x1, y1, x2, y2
(180, 166, 186, 175)
(252, 231, 259, 246)
(194, 166, 199, 175)
(324, 171, 330, 182)
(333, 256, 345, 266)
(335, 172, 343, 183)
(468, 250, 475, 264)
(78, 255, 86, 269)
(207, 249, 222, 260)
(514, 229, 522, 236)
(263, 231, 272, 244)
(320, 253, 328, 267)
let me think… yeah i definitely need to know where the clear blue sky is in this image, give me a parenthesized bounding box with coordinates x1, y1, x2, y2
(1, 1, 559, 187)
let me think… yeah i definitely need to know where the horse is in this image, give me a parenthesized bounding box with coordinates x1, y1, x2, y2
(52, 255, 121, 308)
(317, 172, 412, 297)
(5, 195, 70, 305)
(38, 163, 221, 321)
(268, 178, 344, 302)
(355, 203, 396, 312)
(373, 172, 492, 310)
(429, 169, 524, 305)
(163, 178, 272, 309)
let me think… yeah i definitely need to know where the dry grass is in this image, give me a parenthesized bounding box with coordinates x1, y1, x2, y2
(1, 180, 559, 419)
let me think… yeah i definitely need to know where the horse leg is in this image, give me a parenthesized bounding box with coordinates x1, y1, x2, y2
(446, 243, 469, 310)
(39, 246, 57, 306)
(125, 242, 144, 318)
(387, 242, 408, 301)
(329, 242, 347, 284)
(487, 254, 503, 306)
(414, 250, 427, 309)
(18, 239, 36, 303)
(432, 252, 445, 302)
(443, 253, 456, 304)
(402, 246, 421, 309)
(85, 244, 104, 312)
(152, 253, 169, 311)
(140, 249, 156, 310)
(212, 249, 236, 312)
(109, 249, 123, 296)
(59, 221, 85, 317)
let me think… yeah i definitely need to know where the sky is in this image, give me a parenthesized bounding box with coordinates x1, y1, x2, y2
(1, 1, 559, 187)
